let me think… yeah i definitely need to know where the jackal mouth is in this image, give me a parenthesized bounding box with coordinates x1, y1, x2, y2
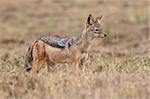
(94, 32, 107, 38)
(94, 32, 100, 34)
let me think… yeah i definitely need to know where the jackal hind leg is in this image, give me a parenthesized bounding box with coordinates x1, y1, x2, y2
(32, 58, 46, 74)
(31, 41, 46, 74)
(46, 59, 55, 72)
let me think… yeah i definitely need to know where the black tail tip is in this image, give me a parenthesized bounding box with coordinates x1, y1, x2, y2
(25, 64, 31, 72)
(26, 67, 31, 72)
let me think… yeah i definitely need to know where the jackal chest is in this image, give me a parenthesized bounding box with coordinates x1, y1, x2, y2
(78, 52, 89, 61)
(70, 44, 90, 60)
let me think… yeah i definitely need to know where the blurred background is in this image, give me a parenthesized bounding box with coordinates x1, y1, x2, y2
(0, 0, 148, 56)
(0, 1, 149, 99)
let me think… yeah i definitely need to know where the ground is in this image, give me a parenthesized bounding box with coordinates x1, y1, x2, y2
(0, 0, 149, 99)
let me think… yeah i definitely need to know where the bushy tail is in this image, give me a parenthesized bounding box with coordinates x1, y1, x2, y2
(25, 41, 36, 71)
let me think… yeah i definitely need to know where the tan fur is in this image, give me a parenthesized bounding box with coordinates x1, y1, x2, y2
(31, 39, 90, 73)
(28, 14, 107, 74)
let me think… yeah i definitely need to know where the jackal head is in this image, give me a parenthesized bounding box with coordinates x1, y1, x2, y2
(83, 14, 107, 39)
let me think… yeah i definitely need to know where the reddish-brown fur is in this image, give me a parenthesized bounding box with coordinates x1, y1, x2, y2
(28, 14, 107, 74)
(31, 40, 89, 73)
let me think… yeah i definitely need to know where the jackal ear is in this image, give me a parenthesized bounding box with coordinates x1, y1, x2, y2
(86, 14, 94, 26)
(96, 15, 103, 23)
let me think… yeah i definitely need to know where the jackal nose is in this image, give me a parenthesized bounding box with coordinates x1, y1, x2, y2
(104, 34, 107, 37)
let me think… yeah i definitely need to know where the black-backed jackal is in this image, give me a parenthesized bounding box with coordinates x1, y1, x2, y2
(25, 14, 107, 74)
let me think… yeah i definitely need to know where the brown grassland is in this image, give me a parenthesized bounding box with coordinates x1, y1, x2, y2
(0, 0, 149, 99)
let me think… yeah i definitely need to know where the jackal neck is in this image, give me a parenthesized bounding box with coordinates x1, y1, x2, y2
(79, 30, 93, 52)
(82, 29, 94, 44)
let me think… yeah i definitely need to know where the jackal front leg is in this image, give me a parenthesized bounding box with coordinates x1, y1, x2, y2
(70, 57, 80, 73)
(79, 58, 85, 70)
(79, 53, 89, 71)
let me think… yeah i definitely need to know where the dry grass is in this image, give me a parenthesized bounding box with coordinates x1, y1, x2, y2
(0, 0, 149, 99)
